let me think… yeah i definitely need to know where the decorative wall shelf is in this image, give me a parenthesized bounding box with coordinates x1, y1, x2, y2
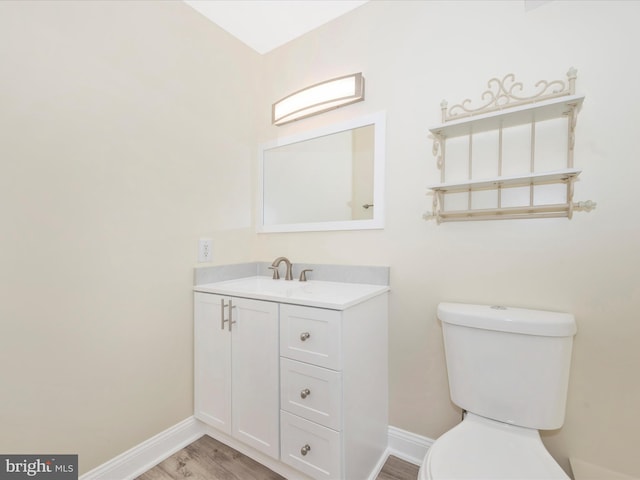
(424, 68, 596, 223)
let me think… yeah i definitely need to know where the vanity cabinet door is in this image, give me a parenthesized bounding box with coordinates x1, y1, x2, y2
(194, 293, 280, 459)
(194, 293, 231, 434)
(231, 298, 280, 459)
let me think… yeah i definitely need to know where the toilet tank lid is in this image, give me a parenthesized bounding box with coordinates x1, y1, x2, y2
(438, 302, 577, 337)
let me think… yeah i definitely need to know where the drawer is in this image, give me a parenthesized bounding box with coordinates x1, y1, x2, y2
(281, 358, 342, 430)
(280, 304, 342, 370)
(280, 411, 341, 480)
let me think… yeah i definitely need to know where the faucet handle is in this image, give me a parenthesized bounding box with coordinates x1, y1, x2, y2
(299, 269, 313, 282)
(268, 266, 280, 280)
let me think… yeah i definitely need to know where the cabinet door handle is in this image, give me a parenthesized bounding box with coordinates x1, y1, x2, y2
(228, 299, 236, 332)
(221, 299, 237, 332)
(300, 388, 311, 399)
(300, 332, 311, 341)
(221, 300, 228, 330)
(300, 444, 311, 456)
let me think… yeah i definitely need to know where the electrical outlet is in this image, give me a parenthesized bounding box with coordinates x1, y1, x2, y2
(198, 238, 212, 263)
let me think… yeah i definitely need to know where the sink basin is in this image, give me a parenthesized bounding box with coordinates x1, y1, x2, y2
(194, 276, 389, 310)
(227, 276, 302, 296)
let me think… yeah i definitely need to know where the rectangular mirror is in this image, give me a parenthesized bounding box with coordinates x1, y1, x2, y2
(258, 112, 385, 233)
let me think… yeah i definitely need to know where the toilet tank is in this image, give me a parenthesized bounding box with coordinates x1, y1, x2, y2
(438, 302, 577, 430)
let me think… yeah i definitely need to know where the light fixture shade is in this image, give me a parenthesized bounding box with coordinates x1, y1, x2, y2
(272, 73, 365, 126)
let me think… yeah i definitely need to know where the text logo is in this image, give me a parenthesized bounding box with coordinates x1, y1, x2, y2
(0, 455, 77, 480)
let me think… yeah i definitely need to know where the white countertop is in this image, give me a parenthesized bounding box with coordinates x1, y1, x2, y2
(194, 276, 389, 310)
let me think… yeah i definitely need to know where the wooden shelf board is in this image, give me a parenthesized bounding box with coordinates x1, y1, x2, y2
(428, 168, 581, 193)
(429, 94, 584, 138)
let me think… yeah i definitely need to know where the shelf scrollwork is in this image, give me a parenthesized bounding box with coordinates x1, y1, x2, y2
(442, 68, 578, 122)
(429, 132, 445, 170)
(567, 102, 579, 151)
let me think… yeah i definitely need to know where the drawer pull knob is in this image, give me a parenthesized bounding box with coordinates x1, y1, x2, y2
(300, 388, 311, 399)
(300, 332, 311, 341)
(300, 444, 311, 456)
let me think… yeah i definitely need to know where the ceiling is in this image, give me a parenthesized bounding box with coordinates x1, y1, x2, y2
(183, 0, 369, 54)
(183, 1, 551, 55)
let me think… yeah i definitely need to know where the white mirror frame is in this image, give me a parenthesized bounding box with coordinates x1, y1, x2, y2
(257, 111, 386, 233)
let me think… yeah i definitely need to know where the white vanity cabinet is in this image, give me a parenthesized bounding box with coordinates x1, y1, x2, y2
(193, 292, 280, 459)
(194, 276, 389, 480)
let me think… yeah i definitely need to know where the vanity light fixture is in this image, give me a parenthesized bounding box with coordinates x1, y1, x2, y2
(272, 72, 365, 126)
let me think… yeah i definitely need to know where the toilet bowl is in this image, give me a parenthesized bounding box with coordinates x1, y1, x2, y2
(418, 413, 568, 479)
(421, 302, 577, 480)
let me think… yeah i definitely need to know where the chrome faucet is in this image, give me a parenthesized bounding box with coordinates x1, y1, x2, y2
(270, 256, 293, 280)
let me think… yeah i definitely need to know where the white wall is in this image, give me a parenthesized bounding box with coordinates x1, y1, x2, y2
(0, 1, 258, 474)
(255, 1, 640, 477)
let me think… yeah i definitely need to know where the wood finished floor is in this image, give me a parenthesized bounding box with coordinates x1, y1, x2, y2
(136, 435, 419, 480)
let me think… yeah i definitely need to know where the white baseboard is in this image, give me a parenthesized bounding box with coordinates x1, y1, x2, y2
(79, 417, 204, 480)
(369, 447, 393, 480)
(570, 457, 637, 480)
(79, 419, 433, 479)
(387, 425, 434, 466)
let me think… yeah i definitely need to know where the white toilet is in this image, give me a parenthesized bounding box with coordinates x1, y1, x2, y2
(419, 302, 577, 480)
